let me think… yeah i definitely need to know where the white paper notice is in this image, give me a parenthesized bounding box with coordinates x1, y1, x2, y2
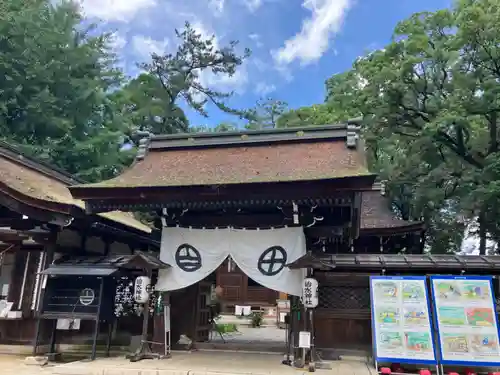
(370, 276, 436, 364)
(431, 276, 500, 365)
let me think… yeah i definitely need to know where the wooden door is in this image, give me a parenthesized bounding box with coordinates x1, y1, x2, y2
(313, 273, 372, 352)
(216, 259, 245, 303)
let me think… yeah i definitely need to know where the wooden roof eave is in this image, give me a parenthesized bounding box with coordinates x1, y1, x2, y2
(287, 253, 500, 274)
(0, 181, 156, 246)
(0, 180, 74, 226)
(359, 222, 425, 236)
(71, 175, 378, 213)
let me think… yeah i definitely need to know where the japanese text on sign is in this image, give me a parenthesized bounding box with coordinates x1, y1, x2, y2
(302, 278, 318, 308)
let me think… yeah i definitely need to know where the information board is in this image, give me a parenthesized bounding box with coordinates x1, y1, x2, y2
(370, 276, 437, 365)
(430, 276, 500, 366)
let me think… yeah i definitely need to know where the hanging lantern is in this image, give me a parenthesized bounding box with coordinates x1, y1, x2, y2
(134, 276, 151, 303)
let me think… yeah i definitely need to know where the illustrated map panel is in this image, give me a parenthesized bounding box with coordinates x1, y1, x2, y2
(370, 276, 437, 364)
(431, 276, 500, 366)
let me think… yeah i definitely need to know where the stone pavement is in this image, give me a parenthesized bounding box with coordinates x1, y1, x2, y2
(201, 325, 287, 352)
(212, 326, 286, 343)
(0, 351, 378, 375)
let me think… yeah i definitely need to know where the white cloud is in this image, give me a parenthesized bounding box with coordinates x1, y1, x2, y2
(192, 22, 218, 47)
(243, 0, 263, 12)
(272, 0, 352, 66)
(109, 32, 127, 51)
(198, 64, 249, 95)
(77, 0, 156, 22)
(254, 82, 276, 95)
(189, 21, 248, 94)
(131, 36, 169, 60)
(209, 0, 225, 15)
(249, 33, 263, 48)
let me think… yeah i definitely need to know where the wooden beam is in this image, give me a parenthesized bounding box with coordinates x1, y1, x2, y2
(80, 176, 375, 213)
(0, 228, 28, 242)
(159, 206, 353, 229)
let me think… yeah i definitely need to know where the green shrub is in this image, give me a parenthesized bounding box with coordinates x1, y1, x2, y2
(215, 323, 238, 333)
(250, 311, 264, 327)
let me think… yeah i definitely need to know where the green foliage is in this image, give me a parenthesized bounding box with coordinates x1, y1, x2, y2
(140, 22, 253, 124)
(0, 0, 128, 182)
(215, 323, 238, 333)
(269, 0, 500, 253)
(246, 98, 288, 130)
(250, 311, 264, 327)
(322, 0, 500, 253)
(276, 103, 341, 128)
(110, 73, 190, 135)
(0, 3, 252, 185)
(190, 122, 239, 133)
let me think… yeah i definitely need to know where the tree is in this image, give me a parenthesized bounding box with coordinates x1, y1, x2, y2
(140, 22, 253, 131)
(246, 98, 288, 130)
(0, 0, 129, 182)
(190, 122, 238, 133)
(323, 0, 500, 253)
(111, 73, 190, 136)
(276, 103, 339, 128)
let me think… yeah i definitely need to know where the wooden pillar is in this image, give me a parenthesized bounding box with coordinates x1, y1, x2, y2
(91, 277, 104, 361)
(32, 229, 58, 355)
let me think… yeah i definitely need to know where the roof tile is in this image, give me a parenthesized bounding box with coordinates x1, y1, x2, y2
(89, 141, 370, 188)
(0, 152, 151, 233)
(361, 190, 422, 230)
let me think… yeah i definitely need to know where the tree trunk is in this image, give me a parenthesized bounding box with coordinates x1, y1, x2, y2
(478, 211, 487, 255)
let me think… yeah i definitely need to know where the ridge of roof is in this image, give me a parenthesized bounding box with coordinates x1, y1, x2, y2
(134, 120, 363, 161)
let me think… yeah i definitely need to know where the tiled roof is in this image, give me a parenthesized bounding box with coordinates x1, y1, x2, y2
(0, 143, 151, 233)
(75, 125, 370, 189)
(360, 189, 423, 231)
(288, 253, 500, 272)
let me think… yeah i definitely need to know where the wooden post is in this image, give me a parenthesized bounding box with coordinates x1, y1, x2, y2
(31, 317, 41, 355)
(48, 319, 57, 355)
(32, 231, 57, 356)
(126, 268, 161, 361)
(91, 277, 104, 361)
(105, 320, 113, 357)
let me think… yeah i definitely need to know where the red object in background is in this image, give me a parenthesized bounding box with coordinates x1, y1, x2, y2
(380, 367, 391, 375)
(448, 372, 460, 375)
(488, 372, 500, 375)
(465, 369, 477, 375)
(419, 369, 431, 375)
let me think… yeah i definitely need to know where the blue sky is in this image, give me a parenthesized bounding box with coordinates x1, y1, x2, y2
(81, 0, 452, 128)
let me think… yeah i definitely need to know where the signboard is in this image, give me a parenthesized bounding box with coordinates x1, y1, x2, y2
(302, 278, 318, 308)
(430, 276, 500, 366)
(370, 276, 437, 365)
(134, 276, 151, 303)
(298, 331, 311, 348)
(56, 319, 81, 330)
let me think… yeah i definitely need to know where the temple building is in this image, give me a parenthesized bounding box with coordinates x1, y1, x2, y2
(68, 123, 500, 359)
(0, 141, 157, 357)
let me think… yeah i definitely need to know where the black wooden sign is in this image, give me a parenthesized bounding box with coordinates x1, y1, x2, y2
(41, 276, 115, 319)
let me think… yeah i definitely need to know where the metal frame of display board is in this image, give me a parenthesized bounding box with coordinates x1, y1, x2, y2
(370, 276, 439, 374)
(430, 275, 500, 371)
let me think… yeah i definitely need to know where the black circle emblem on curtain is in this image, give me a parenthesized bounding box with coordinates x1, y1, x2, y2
(257, 246, 287, 276)
(175, 243, 202, 272)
